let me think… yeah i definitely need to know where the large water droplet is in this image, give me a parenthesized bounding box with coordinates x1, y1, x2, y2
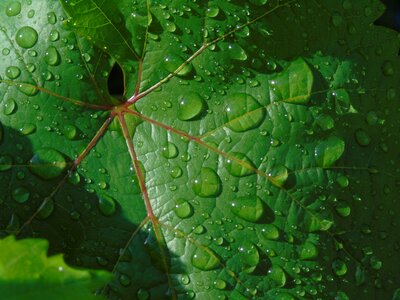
(268, 165, 288, 187)
(206, 7, 219, 17)
(354, 129, 371, 146)
(47, 12, 57, 24)
(238, 242, 259, 273)
(19, 123, 36, 135)
(268, 265, 287, 287)
(226, 152, 255, 177)
(12, 186, 30, 203)
(5, 66, 21, 79)
(314, 136, 345, 168)
(29, 148, 67, 179)
(49, 29, 60, 42)
(174, 198, 193, 218)
(225, 93, 265, 132)
(44, 46, 60, 66)
(225, 43, 247, 61)
(6, 2, 21, 17)
(299, 242, 318, 260)
(98, 194, 116, 216)
(178, 92, 206, 121)
(18, 83, 38, 96)
(3, 98, 17, 115)
(332, 259, 347, 276)
(15, 26, 38, 49)
(163, 54, 192, 76)
(261, 224, 280, 240)
(161, 142, 178, 159)
(191, 247, 219, 270)
(229, 196, 264, 223)
(63, 124, 77, 140)
(193, 167, 221, 197)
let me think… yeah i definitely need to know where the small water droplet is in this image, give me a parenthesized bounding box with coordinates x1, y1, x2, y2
(137, 288, 150, 300)
(15, 26, 38, 49)
(47, 12, 57, 24)
(238, 242, 260, 273)
(119, 274, 131, 286)
(268, 265, 286, 287)
(226, 152, 255, 177)
(49, 29, 60, 42)
(19, 123, 36, 135)
(225, 93, 265, 132)
(261, 224, 280, 240)
(354, 129, 371, 146)
(332, 259, 347, 276)
(170, 166, 183, 178)
(193, 167, 221, 198)
(5, 66, 21, 79)
(3, 98, 17, 115)
(206, 7, 219, 18)
(63, 124, 77, 140)
(174, 198, 193, 218)
(300, 242, 318, 260)
(161, 142, 178, 159)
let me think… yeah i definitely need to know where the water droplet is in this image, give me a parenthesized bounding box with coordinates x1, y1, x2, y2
(5, 66, 20, 79)
(229, 196, 263, 223)
(193, 225, 205, 234)
(214, 279, 226, 290)
(6, 2, 21, 16)
(336, 175, 349, 188)
(63, 124, 77, 140)
(180, 274, 190, 285)
(329, 89, 351, 114)
(12, 186, 30, 203)
(29, 148, 67, 179)
(354, 129, 371, 146)
(238, 242, 259, 273)
(3, 98, 17, 115)
(137, 288, 150, 300)
(382, 61, 394, 77)
(193, 167, 221, 197)
(47, 12, 57, 24)
(0, 155, 13, 171)
(165, 21, 176, 32)
(331, 13, 343, 27)
(119, 274, 131, 286)
(2, 48, 10, 56)
(336, 291, 350, 300)
(335, 201, 351, 217)
(98, 194, 116, 216)
(268, 265, 286, 287)
(332, 259, 347, 276)
(27, 9, 35, 18)
(316, 114, 334, 131)
(206, 7, 219, 17)
(192, 247, 219, 270)
(170, 166, 183, 178)
(178, 92, 206, 121)
(37, 198, 54, 219)
(300, 242, 318, 260)
(163, 54, 192, 76)
(19, 123, 36, 135)
(161, 142, 178, 159)
(261, 224, 279, 240)
(226, 152, 255, 177)
(49, 29, 60, 42)
(225, 43, 247, 61)
(44, 46, 60, 66)
(268, 165, 288, 187)
(314, 136, 345, 168)
(18, 83, 38, 96)
(174, 198, 193, 218)
(225, 93, 265, 132)
(15, 26, 38, 49)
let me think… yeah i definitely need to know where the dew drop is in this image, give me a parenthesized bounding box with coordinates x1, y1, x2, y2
(314, 136, 345, 168)
(226, 152, 255, 177)
(161, 142, 178, 159)
(47, 12, 57, 24)
(0, 155, 13, 171)
(3, 98, 17, 115)
(268, 165, 288, 187)
(261, 224, 279, 240)
(19, 123, 36, 135)
(29, 148, 67, 180)
(225, 93, 265, 132)
(381, 61, 394, 77)
(214, 279, 226, 290)
(193, 167, 221, 197)
(18, 83, 38, 96)
(206, 7, 219, 18)
(332, 259, 347, 276)
(336, 291, 350, 300)
(137, 289, 150, 300)
(354, 129, 371, 146)
(178, 92, 206, 121)
(225, 43, 247, 61)
(15, 26, 38, 49)
(44, 46, 60, 66)
(191, 247, 219, 270)
(335, 201, 351, 217)
(37, 198, 54, 219)
(12, 186, 30, 203)
(98, 195, 116, 216)
(49, 29, 60, 42)
(63, 124, 77, 140)
(6, 1, 21, 17)
(163, 54, 192, 76)
(180, 274, 190, 285)
(229, 196, 263, 223)
(268, 265, 286, 287)
(170, 166, 183, 178)
(238, 242, 259, 273)
(300, 242, 318, 260)
(331, 13, 343, 27)
(174, 198, 193, 218)
(119, 274, 131, 286)
(5, 66, 21, 79)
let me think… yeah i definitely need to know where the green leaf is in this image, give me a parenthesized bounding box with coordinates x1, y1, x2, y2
(0, 236, 111, 299)
(0, 0, 399, 299)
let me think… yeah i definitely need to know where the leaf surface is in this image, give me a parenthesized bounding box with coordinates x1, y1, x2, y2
(0, 0, 399, 299)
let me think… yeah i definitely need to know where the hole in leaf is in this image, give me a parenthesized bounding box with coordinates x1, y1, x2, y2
(107, 63, 125, 99)
(375, 0, 400, 32)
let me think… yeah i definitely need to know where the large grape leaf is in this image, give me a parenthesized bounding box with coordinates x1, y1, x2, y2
(0, 0, 399, 299)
